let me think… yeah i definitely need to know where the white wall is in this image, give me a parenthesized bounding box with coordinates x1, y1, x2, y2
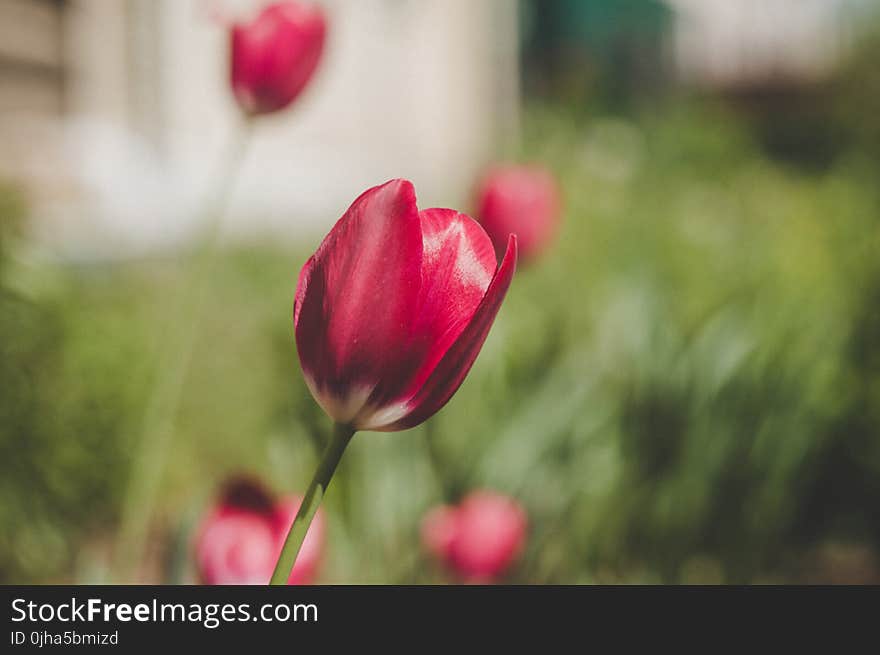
(17, 0, 519, 258)
(665, 0, 870, 85)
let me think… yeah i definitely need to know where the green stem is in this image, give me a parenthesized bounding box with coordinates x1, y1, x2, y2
(270, 422, 354, 585)
(424, 419, 467, 502)
(112, 121, 252, 582)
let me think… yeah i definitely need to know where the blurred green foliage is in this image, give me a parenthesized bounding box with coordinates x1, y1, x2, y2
(0, 184, 135, 582)
(716, 28, 880, 173)
(2, 73, 880, 583)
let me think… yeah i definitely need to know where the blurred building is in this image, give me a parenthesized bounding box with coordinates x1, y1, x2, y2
(522, 0, 877, 101)
(665, 0, 873, 86)
(0, 0, 519, 257)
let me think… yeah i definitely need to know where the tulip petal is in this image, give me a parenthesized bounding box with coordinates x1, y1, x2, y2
(294, 179, 423, 425)
(415, 208, 498, 369)
(355, 209, 497, 428)
(384, 234, 517, 431)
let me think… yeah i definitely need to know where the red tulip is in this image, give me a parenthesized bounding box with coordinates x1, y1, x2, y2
(230, 1, 327, 116)
(195, 479, 325, 585)
(475, 165, 562, 262)
(294, 179, 517, 432)
(421, 505, 459, 561)
(421, 491, 527, 582)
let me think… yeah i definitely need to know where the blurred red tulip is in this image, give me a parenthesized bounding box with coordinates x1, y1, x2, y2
(420, 505, 458, 561)
(195, 479, 324, 585)
(294, 179, 517, 432)
(475, 165, 562, 262)
(230, 1, 327, 116)
(421, 491, 527, 582)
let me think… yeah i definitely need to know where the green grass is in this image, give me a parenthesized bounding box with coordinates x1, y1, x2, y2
(2, 103, 879, 583)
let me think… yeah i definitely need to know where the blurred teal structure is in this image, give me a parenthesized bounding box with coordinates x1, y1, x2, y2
(522, 0, 673, 104)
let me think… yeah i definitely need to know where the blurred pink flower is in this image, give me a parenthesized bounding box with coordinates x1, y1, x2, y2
(421, 505, 459, 561)
(230, 1, 327, 116)
(421, 490, 527, 582)
(475, 164, 562, 262)
(195, 478, 325, 584)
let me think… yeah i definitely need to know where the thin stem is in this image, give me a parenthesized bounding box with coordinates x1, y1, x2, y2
(112, 122, 252, 581)
(270, 423, 354, 585)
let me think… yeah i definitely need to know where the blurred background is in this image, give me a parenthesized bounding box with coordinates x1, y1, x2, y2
(2, 0, 880, 584)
